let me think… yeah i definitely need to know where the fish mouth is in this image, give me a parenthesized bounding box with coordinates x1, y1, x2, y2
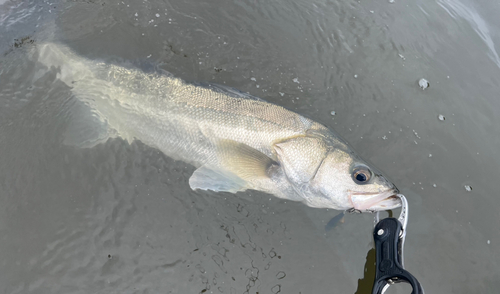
(348, 189, 401, 212)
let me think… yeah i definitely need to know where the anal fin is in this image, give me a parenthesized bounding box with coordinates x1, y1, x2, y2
(63, 99, 115, 148)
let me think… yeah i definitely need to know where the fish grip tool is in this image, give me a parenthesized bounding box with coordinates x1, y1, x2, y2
(371, 194, 424, 294)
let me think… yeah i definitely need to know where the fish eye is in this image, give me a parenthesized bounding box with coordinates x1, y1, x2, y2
(352, 166, 372, 184)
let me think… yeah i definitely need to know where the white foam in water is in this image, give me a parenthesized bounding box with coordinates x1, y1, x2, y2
(419, 78, 429, 89)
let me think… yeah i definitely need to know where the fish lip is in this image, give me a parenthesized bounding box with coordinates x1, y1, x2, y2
(348, 189, 400, 212)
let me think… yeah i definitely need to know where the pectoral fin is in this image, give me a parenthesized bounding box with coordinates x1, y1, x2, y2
(325, 211, 346, 231)
(216, 139, 276, 181)
(188, 140, 277, 193)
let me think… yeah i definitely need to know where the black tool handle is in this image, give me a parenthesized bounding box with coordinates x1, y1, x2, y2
(372, 218, 424, 294)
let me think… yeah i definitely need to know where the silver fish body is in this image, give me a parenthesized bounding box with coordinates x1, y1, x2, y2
(37, 43, 400, 211)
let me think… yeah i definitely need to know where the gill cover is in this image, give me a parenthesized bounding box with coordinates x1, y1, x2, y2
(273, 135, 329, 184)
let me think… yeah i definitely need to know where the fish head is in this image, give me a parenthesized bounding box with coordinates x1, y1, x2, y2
(274, 135, 400, 212)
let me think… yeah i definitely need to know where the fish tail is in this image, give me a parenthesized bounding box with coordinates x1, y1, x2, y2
(36, 43, 119, 147)
(36, 42, 94, 87)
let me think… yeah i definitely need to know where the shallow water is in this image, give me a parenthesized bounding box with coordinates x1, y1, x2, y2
(1, 0, 499, 293)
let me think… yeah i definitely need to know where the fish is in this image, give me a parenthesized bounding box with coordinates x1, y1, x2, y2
(36, 42, 400, 212)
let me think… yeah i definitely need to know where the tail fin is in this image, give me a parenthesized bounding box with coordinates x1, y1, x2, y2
(37, 43, 94, 86)
(37, 43, 115, 148)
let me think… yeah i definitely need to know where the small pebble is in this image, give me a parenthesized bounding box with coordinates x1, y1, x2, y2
(429, 154, 432, 157)
(487, 240, 491, 245)
(418, 78, 429, 90)
(354, 74, 358, 78)
(464, 185, 472, 192)
(432, 184, 437, 188)
(438, 114, 445, 121)
(330, 111, 336, 116)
